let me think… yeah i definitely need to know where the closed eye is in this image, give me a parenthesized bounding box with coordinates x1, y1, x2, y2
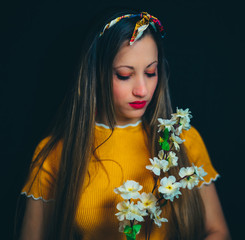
(146, 72, 156, 77)
(116, 73, 130, 80)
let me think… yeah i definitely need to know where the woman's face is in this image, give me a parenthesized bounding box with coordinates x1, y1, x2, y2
(112, 34, 158, 125)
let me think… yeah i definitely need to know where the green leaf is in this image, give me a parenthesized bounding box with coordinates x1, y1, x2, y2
(124, 224, 142, 240)
(163, 128, 169, 141)
(124, 225, 133, 234)
(132, 224, 141, 234)
(160, 141, 170, 151)
(125, 235, 136, 240)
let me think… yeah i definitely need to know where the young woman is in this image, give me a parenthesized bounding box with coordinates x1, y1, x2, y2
(19, 10, 230, 240)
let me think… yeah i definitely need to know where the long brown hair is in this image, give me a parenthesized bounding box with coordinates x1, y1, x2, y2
(23, 9, 205, 240)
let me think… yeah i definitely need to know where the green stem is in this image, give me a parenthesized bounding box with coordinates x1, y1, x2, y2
(169, 142, 174, 151)
(130, 220, 134, 228)
(151, 176, 159, 194)
(151, 182, 158, 194)
(176, 173, 195, 182)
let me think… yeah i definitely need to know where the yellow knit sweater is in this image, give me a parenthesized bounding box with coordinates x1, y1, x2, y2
(21, 121, 219, 240)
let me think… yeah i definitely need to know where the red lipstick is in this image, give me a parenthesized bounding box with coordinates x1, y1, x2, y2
(129, 101, 147, 109)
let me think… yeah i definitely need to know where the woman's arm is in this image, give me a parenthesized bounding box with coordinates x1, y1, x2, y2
(199, 183, 231, 240)
(20, 198, 53, 240)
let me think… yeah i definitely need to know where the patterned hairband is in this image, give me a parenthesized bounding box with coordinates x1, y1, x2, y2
(100, 12, 165, 45)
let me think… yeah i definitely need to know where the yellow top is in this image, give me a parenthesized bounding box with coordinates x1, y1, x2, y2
(21, 121, 219, 240)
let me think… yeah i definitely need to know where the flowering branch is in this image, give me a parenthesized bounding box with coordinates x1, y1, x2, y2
(114, 108, 207, 240)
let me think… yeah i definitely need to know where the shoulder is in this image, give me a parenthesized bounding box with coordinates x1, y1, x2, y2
(31, 136, 63, 172)
(180, 126, 208, 159)
(21, 137, 64, 200)
(180, 125, 204, 144)
(181, 126, 219, 187)
(180, 125, 210, 167)
(33, 136, 63, 160)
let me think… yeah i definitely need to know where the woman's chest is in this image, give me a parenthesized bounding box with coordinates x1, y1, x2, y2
(75, 130, 157, 239)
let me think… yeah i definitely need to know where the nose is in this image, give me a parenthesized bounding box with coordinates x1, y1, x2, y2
(132, 76, 147, 98)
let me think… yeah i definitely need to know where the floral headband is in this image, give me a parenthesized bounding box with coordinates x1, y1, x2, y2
(100, 12, 165, 45)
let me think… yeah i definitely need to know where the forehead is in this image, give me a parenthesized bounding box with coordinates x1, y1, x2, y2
(113, 34, 158, 67)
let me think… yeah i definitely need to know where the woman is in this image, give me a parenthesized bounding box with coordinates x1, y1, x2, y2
(19, 10, 230, 240)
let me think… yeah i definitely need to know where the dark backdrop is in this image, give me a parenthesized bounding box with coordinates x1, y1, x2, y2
(1, 0, 244, 239)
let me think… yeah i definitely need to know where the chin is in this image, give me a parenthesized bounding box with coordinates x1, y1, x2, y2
(126, 113, 145, 122)
(115, 109, 147, 124)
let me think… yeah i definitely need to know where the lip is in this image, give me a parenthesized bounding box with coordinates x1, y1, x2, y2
(129, 101, 147, 109)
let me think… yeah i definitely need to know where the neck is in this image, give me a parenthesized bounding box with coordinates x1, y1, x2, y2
(96, 115, 142, 127)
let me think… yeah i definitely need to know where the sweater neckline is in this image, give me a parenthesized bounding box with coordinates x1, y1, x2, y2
(95, 120, 142, 129)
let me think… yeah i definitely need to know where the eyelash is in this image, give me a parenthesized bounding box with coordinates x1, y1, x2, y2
(146, 73, 156, 78)
(116, 72, 156, 80)
(116, 74, 130, 80)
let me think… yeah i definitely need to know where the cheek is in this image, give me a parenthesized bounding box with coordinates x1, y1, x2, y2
(112, 81, 121, 102)
(149, 77, 158, 98)
(113, 83, 120, 100)
(112, 80, 128, 103)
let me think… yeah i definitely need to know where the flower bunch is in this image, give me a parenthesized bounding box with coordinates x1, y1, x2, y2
(114, 108, 207, 240)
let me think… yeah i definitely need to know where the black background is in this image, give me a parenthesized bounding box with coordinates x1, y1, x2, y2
(1, 0, 244, 239)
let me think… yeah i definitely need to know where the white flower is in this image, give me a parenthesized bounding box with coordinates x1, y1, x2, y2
(138, 192, 157, 212)
(158, 150, 164, 160)
(175, 125, 183, 135)
(157, 150, 170, 172)
(146, 157, 168, 176)
(161, 160, 170, 173)
(128, 203, 148, 222)
(172, 108, 192, 120)
(157, 118, 177, 132)
(170, 133, 185, 151)
(119, 220, 130, 233)
(150, 207, 168, 227)
(192, 164, 207, 181)
(179, 166, 199, 189)
(118, 219, 139, 233)
(157, 150, 178, 172)
(114, 180, 142, 199)
(158, 176, 182, 201)
(128, 202, 147, 222)
(179, 166, 194, 178)
(167, 151, 178, 168)
(116, 201, 147, 222)
(179, 117, 191, 130)
(115, 201, 131, 221)
(146, 157, 161, 176)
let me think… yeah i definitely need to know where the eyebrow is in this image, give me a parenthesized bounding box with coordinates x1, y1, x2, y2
(114, 61, 158, 70)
